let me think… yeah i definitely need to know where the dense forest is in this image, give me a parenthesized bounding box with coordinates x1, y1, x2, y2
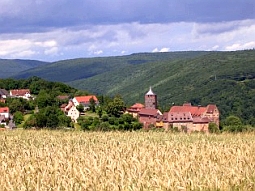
(0, 77, 142, 131)
(1, 50, 255, 127)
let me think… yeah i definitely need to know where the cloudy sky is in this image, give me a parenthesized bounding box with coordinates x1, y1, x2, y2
(0, 0, 255, 61)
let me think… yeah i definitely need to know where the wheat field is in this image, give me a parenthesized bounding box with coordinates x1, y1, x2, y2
(0, 130, 255, 191)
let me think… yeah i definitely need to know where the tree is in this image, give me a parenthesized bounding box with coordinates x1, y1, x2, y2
(89, 97, 96, 112)
(76, 104, 84, 113)
(208, 122, 220, 133)
(106, 95, 125, 117)
(223, 115, 243, 132)
(13, 111, 24, 125)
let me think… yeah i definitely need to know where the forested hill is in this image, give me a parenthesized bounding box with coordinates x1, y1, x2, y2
(6, 50, 255, 125)
(0, 59, 48, 78)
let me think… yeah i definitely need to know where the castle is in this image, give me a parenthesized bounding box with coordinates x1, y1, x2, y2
(127, 87, 219, 132)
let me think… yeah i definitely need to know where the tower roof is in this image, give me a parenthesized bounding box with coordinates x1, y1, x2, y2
(146, 87, 156, 95)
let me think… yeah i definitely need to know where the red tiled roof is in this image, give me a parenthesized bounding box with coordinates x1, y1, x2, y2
(170, 104, 207, 117)
(206, 104, 217, 114)
(193, 117, 210, 124)
(74, 95, 98, 103)
(10, 89, 30, 96)
(57, 95, 69, 100)
(130, 103, 144, 109)
(139, 108, 159, 116)
(0, 107, 9, 113)
(168, 112, 193, 122)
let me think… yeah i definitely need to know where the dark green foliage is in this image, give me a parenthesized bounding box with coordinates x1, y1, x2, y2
(0, 59, 47, 78)
(208, 123, 220, 134)
(6, 98, 32, 113)
(89, 97, 96, 112)
(0, 76, 77, 96)
(24, 106, 67, 129)
(2, 50, 255, 125)
(222, 115, 244, 132)
(76, 104, 84, 113)
(106, 95, 125, 117)
(13, 111, 24, 125)
(77, 113, 142, 132)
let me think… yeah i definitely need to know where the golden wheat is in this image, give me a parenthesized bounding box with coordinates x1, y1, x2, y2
(0, 130, 255, 190)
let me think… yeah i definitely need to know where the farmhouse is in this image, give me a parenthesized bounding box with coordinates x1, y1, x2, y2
(10, 89, 31, 100)
(72, 95, 99, 110)
(64, 100, 80, 123)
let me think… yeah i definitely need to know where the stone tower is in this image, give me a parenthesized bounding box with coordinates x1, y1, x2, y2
(145, 87, 157, 109)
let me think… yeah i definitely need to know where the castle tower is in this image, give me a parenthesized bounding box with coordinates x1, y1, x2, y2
(145, 87, 157, 109)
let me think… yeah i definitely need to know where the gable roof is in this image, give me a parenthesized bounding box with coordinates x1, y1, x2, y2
(10, 89, 30, 96)
(169, 103, 207, 117)
(206, 104, 218, 114)
(139, 108, 161, 116)
(57, 95, 69, 100)
(74, 95, 98, 103)
(0, 107, 9, 113)
(168, 112, 193, 122)
(130, 103, 145, 109)
(0, 89, 9, 96)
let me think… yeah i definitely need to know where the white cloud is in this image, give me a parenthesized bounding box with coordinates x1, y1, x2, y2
(225, 41, 255, 51)
(152, 48, 170, 53)
(93, 50, 103, 55)
(0, 19, 254, 61)
(44, 47, 59, 55)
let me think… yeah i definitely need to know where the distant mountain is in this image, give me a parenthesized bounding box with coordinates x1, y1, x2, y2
(10, 50, 255, 124)
(12, 51, 208, 82)
(0, 59, 48, 78)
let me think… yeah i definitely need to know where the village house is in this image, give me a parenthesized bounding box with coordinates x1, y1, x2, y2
(0, 107, 10, 126)
(9, 89, 31, 100)
(63, 100, 80, 123)
(126, 103, 145, 117)
(72, 95, 99, 110)
(0, 89, 9, 99)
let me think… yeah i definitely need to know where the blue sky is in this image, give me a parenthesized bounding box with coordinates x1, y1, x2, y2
(0, 0, 254, 61)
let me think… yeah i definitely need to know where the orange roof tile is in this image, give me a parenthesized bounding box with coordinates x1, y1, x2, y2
(0, 107, 9, 113)
(74, 95, 98, 103)
(10, 89, 30, 96)
(130, 103, 145, 109)
(139, 108, 159, 116)
(206, 104, 218, 114)
(168, 112, 193, 122)
(170, 105, 207, 117)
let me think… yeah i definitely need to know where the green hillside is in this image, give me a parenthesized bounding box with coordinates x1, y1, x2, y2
(0, 59, 48, 78)
(67, 50, 255, 124)
(10, 50, 255, 124)
(12, 51, 208, 82)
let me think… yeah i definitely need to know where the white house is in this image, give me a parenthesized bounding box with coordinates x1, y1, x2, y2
(10, 89, 31, 100)
(72, 95, 99, 110)
(64, 100, 80, 123)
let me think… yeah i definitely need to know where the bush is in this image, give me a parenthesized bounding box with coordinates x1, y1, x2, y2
(209, 123, 220, 133)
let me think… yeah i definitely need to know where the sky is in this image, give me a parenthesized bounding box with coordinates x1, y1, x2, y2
(0, 0, 255, 62)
